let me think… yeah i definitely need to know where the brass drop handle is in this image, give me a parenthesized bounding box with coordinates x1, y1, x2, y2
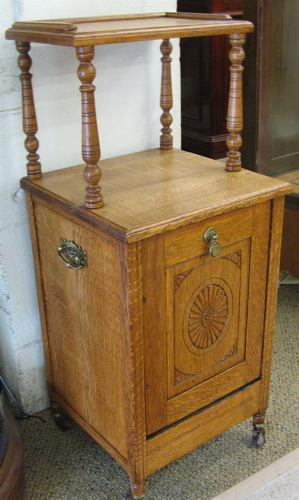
(203, 227, 222, 257)
(57, 238, 87, 270)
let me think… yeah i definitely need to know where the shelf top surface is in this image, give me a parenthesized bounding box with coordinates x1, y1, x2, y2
(21, 149, 291, 242)
(6, 13, 254, 46)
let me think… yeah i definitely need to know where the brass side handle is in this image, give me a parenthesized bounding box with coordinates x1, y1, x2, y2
(57, 238, 87, 270)
(203, 227, 222, 257)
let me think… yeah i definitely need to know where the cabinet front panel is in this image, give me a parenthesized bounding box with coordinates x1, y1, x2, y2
(144, 202, 271, 433)
(167, 239, 250, 398)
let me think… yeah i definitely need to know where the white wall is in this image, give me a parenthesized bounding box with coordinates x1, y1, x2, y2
(0, 0, 180, 412)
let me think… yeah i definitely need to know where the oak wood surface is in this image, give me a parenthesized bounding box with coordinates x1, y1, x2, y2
(146, 380, 261, 475)
(20, 149, 292, 242)
(226, 33, 245, 171)
(164, 203, 253, 266)
(6, 14, 254, 46)
(142, 235, 168, 435)
(76, 46, 103, 209)
(22, 157, 290, 497)
(33, 203, 129, 461)
(16, 41, 41, 179)
(166, 239, 250, 406)
(25, 194, 54, 393)
(7, 12, 292, 498)
(122, 241, 147, 497)
(160, 40, 173, 150)
(258, 196, 286, 415)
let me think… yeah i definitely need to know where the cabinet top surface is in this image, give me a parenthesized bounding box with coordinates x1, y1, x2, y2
(6, 13, 254, 46)
(21, 149, 292, 241)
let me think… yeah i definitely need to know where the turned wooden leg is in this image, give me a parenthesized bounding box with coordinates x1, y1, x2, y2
(226, 33, 246, 172)
(76, 46, 103, 209)
(252, 413, 266, 448)
(16, 41, 42, 179)
(160, 39, 173, 150)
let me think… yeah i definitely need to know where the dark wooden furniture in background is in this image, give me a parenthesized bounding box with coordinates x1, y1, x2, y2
(178, 0, 243, 159)
(256, 0, 299, 277)
(6, 13, 291, 499)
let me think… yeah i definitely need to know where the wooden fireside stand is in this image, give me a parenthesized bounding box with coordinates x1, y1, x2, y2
(6, 13, 291, 499)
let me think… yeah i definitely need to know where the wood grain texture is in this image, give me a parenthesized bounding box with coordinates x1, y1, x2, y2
(122, 241, 146, 497)
(16, 41, 41, 179)
(258, 196, 286, 414)
(160, 39, 173, 150)
(142, 235, 167, 435)
(33, 204, 129, 461)
(10, 13, 292, 498)
(146, 380, 261, 476)
(164, 204, 253, 266)
(166, 239, 250, 406)
(76, 46, 103, 209)
(244, 201, 271, 382)
(226, 33, 246, 171)
(6, 14, 254, 47)
(20, 149, 292, 242)
(25, 194, 53, 392)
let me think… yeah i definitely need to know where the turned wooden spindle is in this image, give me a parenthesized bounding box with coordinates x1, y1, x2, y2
(160, 39, 173, 150)
(226, 33, 246, 172)
(76, 46, 103, 209)
(16, 41, 41, 179)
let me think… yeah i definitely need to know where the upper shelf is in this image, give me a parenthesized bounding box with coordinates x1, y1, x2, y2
(5, 12, 254, 46)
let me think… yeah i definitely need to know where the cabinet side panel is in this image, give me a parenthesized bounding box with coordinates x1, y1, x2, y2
(33, 202, 128, 460)
(259, 196, 286, 413)
(244, 201, 271, 381)
(25, 194, 53, 391)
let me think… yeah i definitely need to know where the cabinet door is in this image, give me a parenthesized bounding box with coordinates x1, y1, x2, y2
(144, 202, 271, 435)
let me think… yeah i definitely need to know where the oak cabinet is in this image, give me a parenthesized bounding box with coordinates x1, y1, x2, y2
(6, 13, 291, 499)
(21, 149, 290, 497)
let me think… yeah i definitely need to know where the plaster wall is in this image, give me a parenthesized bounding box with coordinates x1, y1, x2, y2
(0, 0, 180, 412)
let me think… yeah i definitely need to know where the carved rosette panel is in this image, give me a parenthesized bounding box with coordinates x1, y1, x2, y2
(188, 284, 228, 349)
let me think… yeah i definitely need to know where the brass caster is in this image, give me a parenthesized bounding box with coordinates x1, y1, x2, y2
(252, 426, 266, 448)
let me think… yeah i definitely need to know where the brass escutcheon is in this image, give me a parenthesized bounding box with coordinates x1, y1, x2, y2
(57, 238, 87, 270)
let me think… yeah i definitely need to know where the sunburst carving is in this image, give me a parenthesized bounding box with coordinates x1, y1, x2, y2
(224, 252, 241, 268)
(221, 341, 237, 361)
(174, 368, 193, 384)
(188, 284, 228, 349)
(175, 270, 192, 291)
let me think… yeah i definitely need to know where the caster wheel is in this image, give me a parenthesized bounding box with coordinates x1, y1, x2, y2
(252, 429, 265, 448)
(54, 415, 72, 431)
(254, 432, 265, 448)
